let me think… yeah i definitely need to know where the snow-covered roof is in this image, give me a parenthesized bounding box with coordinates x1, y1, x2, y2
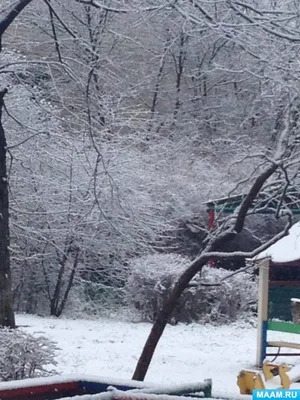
(254, 222, 300, 264)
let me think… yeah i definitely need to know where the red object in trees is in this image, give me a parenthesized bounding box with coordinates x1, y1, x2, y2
(208, 209, 215, 267)
(208, 210, 215, 231)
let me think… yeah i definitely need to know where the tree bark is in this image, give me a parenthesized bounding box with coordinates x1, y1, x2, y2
(132, 162, 279, 381)
(0, 0, 35, 51)
(0, 0, 35, 327)
(0, 89, 15, 328)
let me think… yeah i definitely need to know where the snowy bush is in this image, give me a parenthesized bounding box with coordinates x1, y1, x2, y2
(63, 280, 127, 318)
(191, 266, 258, 323)
(126, 254, 190, 323)
(126, 254, 257, 324)
(0, 328, 58, 381)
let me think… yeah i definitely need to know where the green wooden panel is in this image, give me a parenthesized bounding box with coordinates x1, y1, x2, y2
(269, 286, 300, 321)
(268, 320, 300, 334)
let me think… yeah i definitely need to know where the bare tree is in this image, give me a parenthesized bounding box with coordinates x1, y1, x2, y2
(0, 89, 15, 327)
(130, 0, 300, 379)
(132, 109, 299, 380)
(0, 0, 36, 327)
(3, 0, 300, 327)
(0, 0, 34, 51)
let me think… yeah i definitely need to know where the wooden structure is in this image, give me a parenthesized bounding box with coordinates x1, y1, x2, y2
(291, 299, 300, 323)
(205, 188, 300, 268)
(237, 362, 291, 394)
(205, 188, 300, 230)
(254, 222, 300, 366)
(0, 375, 212, 400)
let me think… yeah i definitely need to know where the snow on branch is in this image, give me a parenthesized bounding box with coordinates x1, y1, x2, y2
(72, 0, 175, 14)
(0, 0, 34, 45)
(0, 328, 58, 381)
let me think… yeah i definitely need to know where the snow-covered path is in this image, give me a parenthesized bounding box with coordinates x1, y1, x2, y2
(16, 314, 259, 397)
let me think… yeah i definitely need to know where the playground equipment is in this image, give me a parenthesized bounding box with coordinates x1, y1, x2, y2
(237, 222, 300, 395)
(256, 258, 300, 366)
(0, 375, 212, 400)
(237, 362, 291, 394)
(237, 361, 300, 395)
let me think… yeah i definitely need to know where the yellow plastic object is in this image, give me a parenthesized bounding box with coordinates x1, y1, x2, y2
(262, 363, 290, 389)
(237, 370, 265, 394)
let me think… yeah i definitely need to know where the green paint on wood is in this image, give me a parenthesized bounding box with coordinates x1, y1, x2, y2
(268, 320, 300, 334)
(269, 286, 300, 321)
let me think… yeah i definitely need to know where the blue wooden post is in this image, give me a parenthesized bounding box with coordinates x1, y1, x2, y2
(260, 320, 268, 365)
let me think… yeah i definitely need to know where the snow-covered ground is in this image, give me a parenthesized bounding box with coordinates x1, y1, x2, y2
(16, 314, 257, 398)
(15, 314, 300, 398)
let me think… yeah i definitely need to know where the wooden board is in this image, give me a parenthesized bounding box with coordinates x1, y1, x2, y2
(268, 341, 300, 350)
(268, 320, 300, 334)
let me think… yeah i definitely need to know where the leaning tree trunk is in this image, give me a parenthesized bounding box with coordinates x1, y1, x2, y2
(0, 89, 15, 328)
(132, 161, 279, 381)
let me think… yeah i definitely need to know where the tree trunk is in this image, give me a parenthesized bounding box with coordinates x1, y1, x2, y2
(132, 252, 210, 381)
(132, 162, 279, 381)
(0, 0, 34, 51)
(0, 89, 15, 328)
(0, 0, 35, 327)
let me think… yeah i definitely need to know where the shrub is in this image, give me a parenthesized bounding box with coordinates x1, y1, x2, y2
(62, 279, 127, 319)
(0, 328, 58, 381)
(126, 254, 257, 324)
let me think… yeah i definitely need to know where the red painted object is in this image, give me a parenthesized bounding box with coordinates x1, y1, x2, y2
(207, 209, 215, 231)
(207, 209, 215, 267)
(0, 381, 81, 400)
(0, 375, 212, 400)
(0, 375, 150, 400)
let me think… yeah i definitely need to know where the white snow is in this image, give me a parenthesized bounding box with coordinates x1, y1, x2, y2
(5, 314, 300, 399)
(254, 222, 300, 263)
(291, 298, 300, 303)
(0, 374, 153, 391)
(12, 314, 258, 399)
(52, 393, 112, 400)
(287, 364, 300, 382)
(110, 389, 206, 400)
(128, 381, 211, 395)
